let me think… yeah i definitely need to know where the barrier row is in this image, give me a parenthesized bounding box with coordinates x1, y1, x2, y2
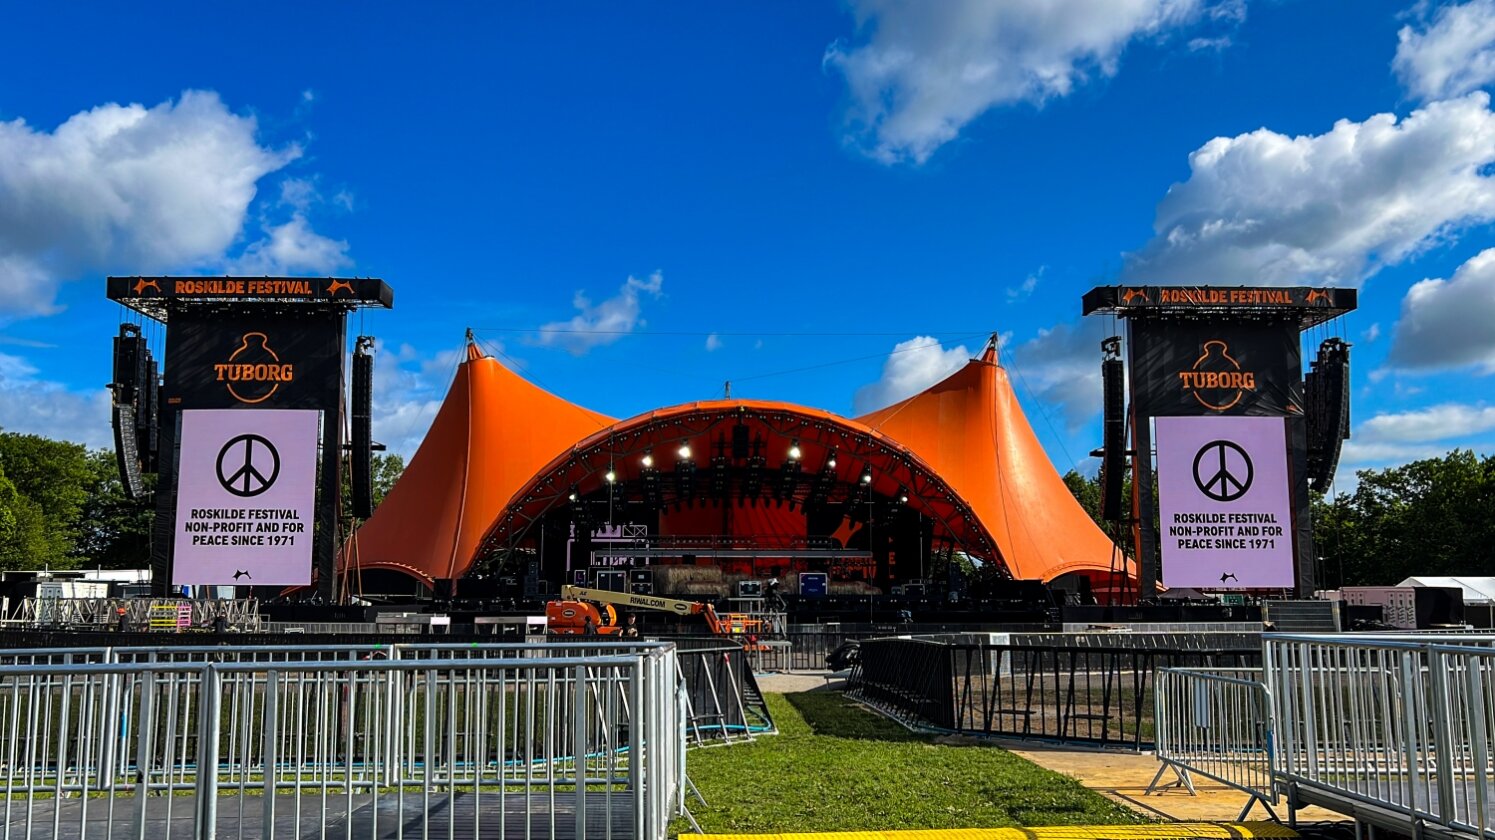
(0, 641, 686, 839)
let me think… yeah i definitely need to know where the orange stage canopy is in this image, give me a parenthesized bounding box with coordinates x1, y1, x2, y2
(351, 340, 1122, 586)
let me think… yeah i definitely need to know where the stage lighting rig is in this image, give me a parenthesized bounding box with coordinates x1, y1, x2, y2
(775, 455, 801, 506)
(743, 453, 765, 504)
(788, 439, 802, 460)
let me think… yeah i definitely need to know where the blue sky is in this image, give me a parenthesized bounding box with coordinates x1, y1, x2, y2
(2, 0, 1495, 492)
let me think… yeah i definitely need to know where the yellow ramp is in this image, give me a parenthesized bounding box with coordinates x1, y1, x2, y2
(699, 823, 1297, 840)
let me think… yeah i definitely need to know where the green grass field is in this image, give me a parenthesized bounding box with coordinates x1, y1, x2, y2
(675, 692, 1146, 835)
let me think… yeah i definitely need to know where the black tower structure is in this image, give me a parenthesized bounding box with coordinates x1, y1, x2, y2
(107, 276, 393, 601)
(1082, 285, 1356, 598)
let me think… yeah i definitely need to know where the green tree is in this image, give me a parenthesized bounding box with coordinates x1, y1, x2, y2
(0, 460, 53, 570)
(75, 450, 155, 569)
(1063, 470, 1102, 523)
(340, 453, 406, 518)
(0, 432, 93, 568)
(1312, 450, 1495, 587)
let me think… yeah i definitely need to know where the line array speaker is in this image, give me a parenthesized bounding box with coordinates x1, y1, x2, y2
(1306, 337, 1351, 491)
(112, 405, 145, 500)
(109, 323, 158, 500)
(1099, 341, 1127, 522)
(351, 337, 375, 519)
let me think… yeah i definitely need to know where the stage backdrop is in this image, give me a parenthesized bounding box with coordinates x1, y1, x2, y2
(1155, 416, 1295, 588)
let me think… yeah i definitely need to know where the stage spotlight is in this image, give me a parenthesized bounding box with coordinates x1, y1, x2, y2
(860, 466, 873, 485)
(642, 451, 654, 468)
(788, 439, 802, 460)
(899, 487, 910, 504)
(826, 450, 837, 470)
(605, 469, 617, 484)
(677, 443, 692, 460)
(568, 487, 579, 502)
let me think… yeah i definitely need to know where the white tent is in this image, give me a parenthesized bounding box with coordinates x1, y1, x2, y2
(1397, 576, 1495, 606)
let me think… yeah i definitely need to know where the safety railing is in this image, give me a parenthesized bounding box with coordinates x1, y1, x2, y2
(1265, 633, 1495, 837)
(0, 643, 683, 839)
(847, 635, 1262, 748)
(0, 639, 771, 747)
(1149, 667, 1277, 819)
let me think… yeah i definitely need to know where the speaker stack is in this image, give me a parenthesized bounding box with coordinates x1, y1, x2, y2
(109, 324, 158, 500)
(350, 337, 375, 519)
(1305, 337, 1351, 491)
(1098, 337, 1127, 522)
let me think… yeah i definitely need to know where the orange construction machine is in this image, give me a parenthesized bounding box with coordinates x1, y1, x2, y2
(545, 585, 725, 635)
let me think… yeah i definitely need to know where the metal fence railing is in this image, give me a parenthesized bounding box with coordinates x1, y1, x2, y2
(846, 635, 1262, 748)
(1149, 667, 1276, 819)
(0, 642, 684, 839)
(1265, 634, 1495, 837)
(0, 638, 773, 749)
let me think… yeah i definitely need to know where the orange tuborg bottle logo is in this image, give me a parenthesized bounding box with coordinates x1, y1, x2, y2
(1178, 339, 1256, 411)
(214, 333, 293, 404)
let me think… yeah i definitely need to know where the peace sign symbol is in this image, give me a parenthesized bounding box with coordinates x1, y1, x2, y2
(216, 434, 281, 497)
(1191, 439, 1253, 502)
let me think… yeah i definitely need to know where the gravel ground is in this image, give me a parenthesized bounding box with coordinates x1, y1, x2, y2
(754, 670, 847, 693)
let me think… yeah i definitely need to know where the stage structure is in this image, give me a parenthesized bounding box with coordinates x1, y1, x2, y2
(1083, 286, 1356, 597)
(106, 276, 393, 600)
(352, 336, 1127, 605)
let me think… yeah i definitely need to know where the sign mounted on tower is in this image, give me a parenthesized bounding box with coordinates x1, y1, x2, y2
(172, 409, 320, 586)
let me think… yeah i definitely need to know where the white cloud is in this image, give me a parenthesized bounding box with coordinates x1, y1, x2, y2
(1362, 322, 1382, 343)
(1338, 439, 1449, 468)
(229, 213, 350, 275)
(1124, 94, 1495, 286)
(705, 333, 723, 352)
(1358, 402, 1495, 443)
(364, 341, 469, 460)
(1006, 266, 1044, 301)
(1388, 247, 1495, 372)
(1005, 319, 1110, 427)
(853, 336, 972, 414)
(1394, 0, 1495, 101)
(825, 0, 1225, 164)
(536, 271, 664, 355)
(0, 90, 302, 318)
(0, 352, 111, 449)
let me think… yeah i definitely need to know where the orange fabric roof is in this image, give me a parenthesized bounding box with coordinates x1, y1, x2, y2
(856, 344, 1120, 580)
(355, 339, 1121, 586)
(477, 399, 998, 562)
(351, 344, 613, 583)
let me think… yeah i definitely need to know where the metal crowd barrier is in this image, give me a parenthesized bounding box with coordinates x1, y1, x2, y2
(0, 641, 685, 839)
(1266, 633, 1495, 837)
(847, 634, 1262, 748)
(1149, 667, 1276, 819)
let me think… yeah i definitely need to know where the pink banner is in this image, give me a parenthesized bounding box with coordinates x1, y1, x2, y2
(1156, 416, 1294, 589)
(172, 409, 320, 586)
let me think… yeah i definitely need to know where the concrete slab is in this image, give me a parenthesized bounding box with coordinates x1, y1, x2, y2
(1003, 744, 1338, 824)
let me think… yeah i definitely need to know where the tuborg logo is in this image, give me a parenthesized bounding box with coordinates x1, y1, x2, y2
(1177, 340, 1256, 412)
(214, 333, 293, 404)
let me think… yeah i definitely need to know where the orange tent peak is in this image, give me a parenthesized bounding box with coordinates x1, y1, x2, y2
(465, 342, 485, 362)
(980, 333, 1000, 365)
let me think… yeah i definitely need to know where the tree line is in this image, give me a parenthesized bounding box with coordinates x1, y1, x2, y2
(1062, 449, 1495, 587)
(0, 430, 403, 571)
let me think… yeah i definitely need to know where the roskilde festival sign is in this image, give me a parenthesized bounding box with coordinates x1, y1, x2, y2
(173, 409, 319, 586)
(1155, 416, 1295, 589)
